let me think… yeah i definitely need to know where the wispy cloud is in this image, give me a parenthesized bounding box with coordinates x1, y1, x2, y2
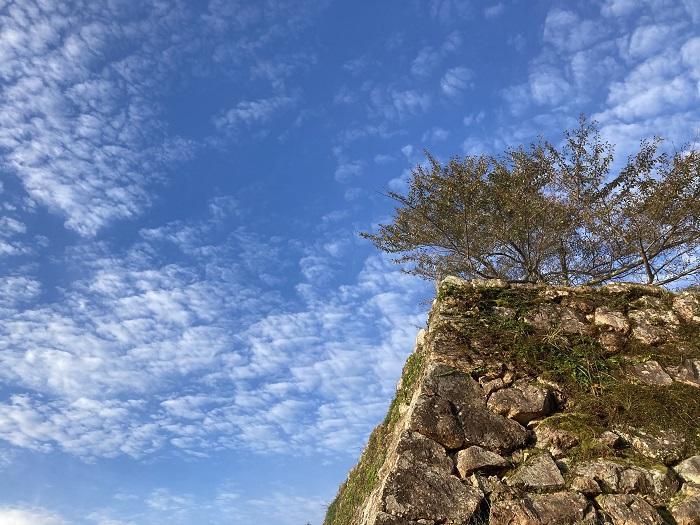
(213, 95, 296, 134)
(0, 0, 196, 236)
(496, 1, 700, 156)
(0, 198, 429, 460)
(410, 31, 462, 77)
(440, 66, 474, 96)
(484, 3, 505, 19)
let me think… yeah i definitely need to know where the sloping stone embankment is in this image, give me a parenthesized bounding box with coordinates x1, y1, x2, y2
(325, 278, 700, 525)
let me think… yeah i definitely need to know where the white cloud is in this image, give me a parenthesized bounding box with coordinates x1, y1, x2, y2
(682, 0, 700, 22)
(601, 0, 637, 18)
(627, 24, 673, 59)
(373, 153, 396, 164)
(0, 200, 430, 460)
(543, 8, 607, 53)
(334, 161, 363, 183)
(0, 275, 41, 311)
(368, 88, 431, 120)
(422, 127, 450, 143)
(463, 110, 485, 126)
(411, 47, 443, 77)
(440, 66, 474, 96)
(529, 64, 571, 106)
(0, 1, 195, 236)
(681, 37, 700, 79)
(213, 95, 295, 133)
(484, 3, 504, 19)
(0, 506, 67, 525)
(599, 52, 697, 121)
(427, 0, 471, 23)
(410, 31, 462, 76)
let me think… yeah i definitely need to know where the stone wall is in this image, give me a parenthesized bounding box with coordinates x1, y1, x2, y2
(324, 277, 700, 525)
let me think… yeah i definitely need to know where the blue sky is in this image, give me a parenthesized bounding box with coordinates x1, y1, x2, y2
(0, 0, 699, 523)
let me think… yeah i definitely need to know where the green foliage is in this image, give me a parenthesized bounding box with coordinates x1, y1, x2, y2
(363, 116, 700, 287)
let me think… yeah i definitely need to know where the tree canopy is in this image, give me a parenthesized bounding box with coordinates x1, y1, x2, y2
(362, 117, 700, 286)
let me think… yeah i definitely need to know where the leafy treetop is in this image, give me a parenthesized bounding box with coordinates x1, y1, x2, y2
(362, 117, 700, 286)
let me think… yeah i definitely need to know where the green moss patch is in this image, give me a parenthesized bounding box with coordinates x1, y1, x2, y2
(435, 282, 700, 462)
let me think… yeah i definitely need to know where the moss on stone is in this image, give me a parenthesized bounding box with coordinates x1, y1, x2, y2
(435, 281, 700, 461)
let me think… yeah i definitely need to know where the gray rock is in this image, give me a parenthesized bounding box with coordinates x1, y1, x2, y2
(596, 494, 664, 525)
(471, 278, 509, 289)
(394, 430, 453, 471)
(667, 359, 700, 388)
(422, 363, 483, 406)
(570, 460, 679, 503)
(455, 446, 508, 477)
(523, 305, 590, 334)
(595, 307, 630, 333)
(670, 484, 700, 525)
(409, 394, 464, 449)
(481, 377, 505, 396)
(563, 296, 596, 314)
(628, 308, 678, 345)
(673, 292, 700, 324)
(675, 455, 700, 484)
(380, 431, 484, 523)
(374, 512, 433, 525)
(493, 306, 516, 319)
(506, 452, 564, 491)
(570, 474, 602, 495)
(487, 381, 556, 425)
(469, 472, 503, 494)
(571, 459, 625, 495)
(459, 403, 531, 453)
(615, 426, 686, 464)
(534, 423, 579, 458)
(422, 364, 530, 452)
(490, 489, 596, 525)
(627, 360, 673, 386)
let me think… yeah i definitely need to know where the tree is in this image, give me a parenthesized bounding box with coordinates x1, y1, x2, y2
(361, 117, 700, 286)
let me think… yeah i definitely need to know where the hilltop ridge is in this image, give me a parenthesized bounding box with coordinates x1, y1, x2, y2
(325, 277, 700, 525)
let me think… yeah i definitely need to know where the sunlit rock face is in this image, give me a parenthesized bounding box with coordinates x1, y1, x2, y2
(325, 278, 700, 525)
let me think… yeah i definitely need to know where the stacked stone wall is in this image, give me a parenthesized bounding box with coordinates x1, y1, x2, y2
(326, 278, 700, 525)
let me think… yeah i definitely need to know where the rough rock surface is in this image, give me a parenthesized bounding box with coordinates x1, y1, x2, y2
(534, 423, 579, 458)
(668, 358, 700, 388)
(490, 489, 595, 525)
(380, 431, 483, 523)
(675, 455, 700, 484)
(506, 452, 565, 491)
(615, 427, 686, 464)
(325, 279, 700, 525)
(674, 293, 700, 323)
(594, 306, 630, 333)
(409, 394, 464, 449)
(596, 494, 664, 524)
(421, 363, 530, 452)
(570, 459, 679, 503)
(670, 484, 700, 525)
(487, 380, 556, 424)
(627, 360, 674, 386)
(455, 446, 508, 477)
(628, 307, 678, 345)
